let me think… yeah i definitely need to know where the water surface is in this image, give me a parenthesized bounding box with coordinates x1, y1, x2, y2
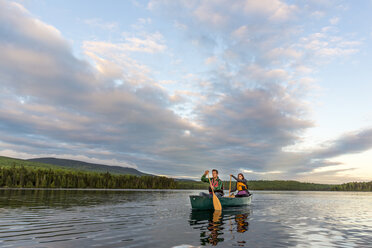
(0, 189, 371, 247)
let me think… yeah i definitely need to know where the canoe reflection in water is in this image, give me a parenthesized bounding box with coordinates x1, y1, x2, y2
(189, 208, 250, 246)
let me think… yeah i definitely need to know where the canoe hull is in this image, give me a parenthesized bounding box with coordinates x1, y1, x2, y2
(189, 195, 252, 210)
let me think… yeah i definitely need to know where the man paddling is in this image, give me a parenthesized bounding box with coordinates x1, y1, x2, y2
(200, 169, 224, 197)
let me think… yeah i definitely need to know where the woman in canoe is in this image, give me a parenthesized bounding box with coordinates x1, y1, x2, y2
(231, 173, 250, 197)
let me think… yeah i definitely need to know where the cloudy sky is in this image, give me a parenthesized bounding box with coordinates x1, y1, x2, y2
(1, 0, 371, 183)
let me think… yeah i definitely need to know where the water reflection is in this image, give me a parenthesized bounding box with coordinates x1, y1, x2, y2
(0, 188, 178, 208)
(189, 208, 251, 246)
(235, 212, 249, 233)
(1, 190, 370, 247)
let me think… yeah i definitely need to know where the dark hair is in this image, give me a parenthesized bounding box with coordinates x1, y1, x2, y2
(238, 173, 244, 179)
(212, 169, 219, 174)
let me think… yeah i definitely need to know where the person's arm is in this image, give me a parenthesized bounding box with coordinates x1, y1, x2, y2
(201, 174, 209, 183)
(201, 170, 210, 183)
(243, 179, 249, 189)
(231, 175, 245, 183)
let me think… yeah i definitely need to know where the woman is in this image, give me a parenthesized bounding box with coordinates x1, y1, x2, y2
(230, 173, 250, 197)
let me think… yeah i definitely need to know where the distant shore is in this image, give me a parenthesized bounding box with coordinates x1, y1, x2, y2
(177, 179, 372, 191)
(1, 156, 371, 191)
(1, 187, 372, 192)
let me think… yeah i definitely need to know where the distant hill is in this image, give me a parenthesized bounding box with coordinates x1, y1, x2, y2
(1, 156, 370, 191)
(0, 156, 63, 170)
(27, 157, 150, 176)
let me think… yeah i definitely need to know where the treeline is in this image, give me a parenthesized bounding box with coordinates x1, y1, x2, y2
(176, 180, 372, 191)
(246, 180, 332, 191)
(1, 165, 371, 191)
(0, 166, 176, 189)
(246, 180, 372, 191)
(176, 180, 333, 191)
(331, 181, 372, 191)
(176, 180, 208, 189)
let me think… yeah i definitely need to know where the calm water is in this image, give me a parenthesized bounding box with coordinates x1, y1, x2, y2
(0, 189, 371, 247)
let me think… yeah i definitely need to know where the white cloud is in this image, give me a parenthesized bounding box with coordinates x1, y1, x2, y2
(84, 32, 166, 55)
(173, 20, 188, 30)
(238, 0, 298, 21)
(205, 56, 217, 65)
(84, 18, 118, 30)
(0, 0, 370, 182)
(231, 25, 249, 41)
(311, 11, 325, 18)
(193, 3, 228, 26)
(329, 17, 340, 25)
(298, 28, 361, 61)
(131, 17, 152, 29)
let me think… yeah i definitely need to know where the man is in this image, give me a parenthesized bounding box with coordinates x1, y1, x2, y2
(200, 169, 224, 197)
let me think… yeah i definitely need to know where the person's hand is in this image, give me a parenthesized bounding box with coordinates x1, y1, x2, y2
(230, 174, 233, 177)
(210, 184, 214, 190)
(204, 170, 209, 175)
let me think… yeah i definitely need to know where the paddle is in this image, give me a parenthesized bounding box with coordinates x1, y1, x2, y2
(229, 175, 232, 197)
(208, 174, 222, 211)
(212, 210, 222, 223)
(228, 175, 235, 198)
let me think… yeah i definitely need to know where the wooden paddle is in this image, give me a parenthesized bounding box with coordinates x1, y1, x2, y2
(208, 174, 222, 211)
(228, 175, 235, 198)
(229, 175, 232, 197)
(213, 209, 222, 222)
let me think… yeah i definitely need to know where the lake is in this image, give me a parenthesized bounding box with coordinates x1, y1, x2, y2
(0, 189, 371, 247)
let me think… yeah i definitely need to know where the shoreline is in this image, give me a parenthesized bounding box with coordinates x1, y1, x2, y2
(1, 187, 371, 192)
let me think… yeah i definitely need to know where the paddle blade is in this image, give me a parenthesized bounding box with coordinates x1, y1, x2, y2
(213, 210, 222, 222)
(212, 194, 222, 211)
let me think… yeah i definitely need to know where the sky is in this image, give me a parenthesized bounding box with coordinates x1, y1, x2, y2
(0, 0, 372, 183)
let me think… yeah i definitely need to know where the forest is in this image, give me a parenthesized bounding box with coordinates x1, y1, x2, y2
(177, 180, 332, 191)
(0, 156, 371, 191)
(331, 181, 372, 191)
(0, 166, 176, 189)
(177, 179, 372, 191)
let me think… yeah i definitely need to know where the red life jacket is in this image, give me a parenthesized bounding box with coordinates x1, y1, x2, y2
(208, 177, 224, 193)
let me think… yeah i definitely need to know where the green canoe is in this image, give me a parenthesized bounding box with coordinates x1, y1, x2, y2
(189, 195, 252, 210)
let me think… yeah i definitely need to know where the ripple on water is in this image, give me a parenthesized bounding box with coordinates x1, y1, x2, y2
(0, 189, 371, 247)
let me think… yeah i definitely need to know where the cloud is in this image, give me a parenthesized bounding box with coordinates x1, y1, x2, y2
(83, 32, 166, 54)
(84, 18, 118, 30)
(0, 1, 91, 103)
(0, 0, 195, 174)
(0, 1, 66, 50)
(238, 0, 298, 21)
(173, 21, 188, 30)
(0, 0, 370, 183)
(329, 17, 340, 25)
(312, 128, 372, 159)
(193, 86, 313, 177)
(149, 0, 298, 25)
(296, 28, 361, 63)
(263, 128, 372, 181)
(145, 0, 368, 179)
(205, 56, 217, 65)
